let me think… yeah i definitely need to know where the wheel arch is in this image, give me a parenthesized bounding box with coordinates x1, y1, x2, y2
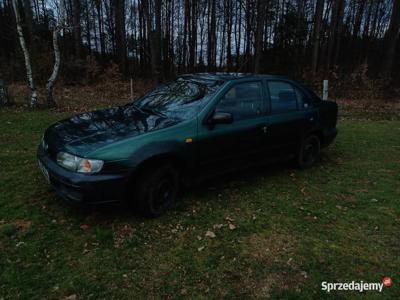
(129, 153, 187, 182)
(306, 129, 324, 146)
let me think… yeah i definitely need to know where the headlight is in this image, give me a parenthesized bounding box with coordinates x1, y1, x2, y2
(56, 152, 104, 173)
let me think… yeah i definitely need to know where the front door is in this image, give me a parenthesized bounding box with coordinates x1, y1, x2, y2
(196, 81, 268, 176)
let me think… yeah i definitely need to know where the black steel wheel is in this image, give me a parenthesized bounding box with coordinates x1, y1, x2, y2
(135, 164, 179, 217)
(297, 135, 321, 169)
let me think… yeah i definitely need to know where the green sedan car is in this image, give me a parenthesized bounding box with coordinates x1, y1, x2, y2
(37, 73, 338, 217)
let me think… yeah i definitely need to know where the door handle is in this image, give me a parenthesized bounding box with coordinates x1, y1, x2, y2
(255, 123, 268, 134)
(261, 126, 268, 134)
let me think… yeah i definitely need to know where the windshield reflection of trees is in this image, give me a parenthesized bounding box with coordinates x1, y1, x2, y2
(50, 105, 177, 150)
(135, 79, 219, 119)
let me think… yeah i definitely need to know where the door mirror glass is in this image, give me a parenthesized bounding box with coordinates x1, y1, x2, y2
(207, 111, 233, 125)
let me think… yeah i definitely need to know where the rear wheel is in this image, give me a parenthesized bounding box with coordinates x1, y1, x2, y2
(297, 134, 320, 169)
(134, 164, 179, 217)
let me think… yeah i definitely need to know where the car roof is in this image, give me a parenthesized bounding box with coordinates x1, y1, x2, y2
(179, 73, 290, 82)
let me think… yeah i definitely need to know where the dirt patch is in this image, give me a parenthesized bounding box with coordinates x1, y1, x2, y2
(112, 223, 135, 248)
(252, 271, 307, 298)
(243, 233, 295, 264)
(238, 233, 308, 297)
(13, 219, 32, 230)
(0, 219, 32, 237)
(0, 219, 32, 230)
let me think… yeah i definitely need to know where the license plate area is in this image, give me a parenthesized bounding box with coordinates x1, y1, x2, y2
(38, 160, 50, 183)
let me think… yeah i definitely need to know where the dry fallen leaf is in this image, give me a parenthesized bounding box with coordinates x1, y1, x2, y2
(205, 231, 216, 238)
(198, 246, 205, 251)
(213, 224, 223, 229)
(228, 224, 236, 230)
(301, 271, 308, 278)
(287, 257, 293, 265)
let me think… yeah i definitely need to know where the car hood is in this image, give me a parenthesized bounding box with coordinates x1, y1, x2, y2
(44, 104, 179, 156)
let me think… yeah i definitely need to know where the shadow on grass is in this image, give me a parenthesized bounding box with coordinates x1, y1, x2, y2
(56, 150, 338, 223)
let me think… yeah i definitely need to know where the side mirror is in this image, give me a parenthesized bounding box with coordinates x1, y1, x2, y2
(206, 111, 233, 127)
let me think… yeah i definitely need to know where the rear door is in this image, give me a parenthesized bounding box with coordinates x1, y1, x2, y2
(196, 80, 269, 175)
(265, 80, 318, 158)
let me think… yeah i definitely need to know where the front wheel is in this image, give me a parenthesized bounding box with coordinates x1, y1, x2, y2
(134, 164, 179, 217)
(297, 135, 321, 169)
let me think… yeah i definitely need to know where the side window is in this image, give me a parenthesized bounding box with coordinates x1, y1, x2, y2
(268, 81, 298, 114)
(216, 82, 264, 121)
(294, 87, 312, 110)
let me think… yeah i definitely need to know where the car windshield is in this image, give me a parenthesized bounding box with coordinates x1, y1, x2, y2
(134, 77, 223, 120)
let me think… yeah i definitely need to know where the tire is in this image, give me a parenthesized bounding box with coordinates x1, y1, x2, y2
(297, 134, 321, 169)
(134, 164, 179, 218)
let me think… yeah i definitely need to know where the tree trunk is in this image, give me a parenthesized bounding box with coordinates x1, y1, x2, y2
(295, 0, 305, 72)
(189, 0, 197, 71)
(326, 0, 343, 71)
(85, 0, 91, 54)
(46, 0, 66, 108)
(12, 0, 38, 107)
(154, 0, 162, 79)
(183, 0, 189, 69)
(381, 0, 400, 77)
(114, 0, 127, 74)
(245, 0, 252, 70)
(235, 0, 242, 70)
(352, 0, 366, 39)
(0, 80, 13, 106)
(142, 0, 161, 80)
(207, 0, 216, 71)
(95, 1, 104, 59)
(72, 0, 82, 57)
(311, 0, 324, 76)
(333, 0, 345, 67)
(226, 0, 232, 70)
(22, 0, 34, 46)
(254, 0, 266, 73)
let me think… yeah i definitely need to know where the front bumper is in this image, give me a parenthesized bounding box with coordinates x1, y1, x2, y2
(37, 146, 129, 205)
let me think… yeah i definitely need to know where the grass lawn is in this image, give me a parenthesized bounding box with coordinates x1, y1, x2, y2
(0, 108, 399, 299)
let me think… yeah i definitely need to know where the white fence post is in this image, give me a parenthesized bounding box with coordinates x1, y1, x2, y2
(323, 80, 329, 100)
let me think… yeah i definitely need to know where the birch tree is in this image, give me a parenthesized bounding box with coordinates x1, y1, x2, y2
(46, 0, 66, 107)
(12, 0, 38, 108)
